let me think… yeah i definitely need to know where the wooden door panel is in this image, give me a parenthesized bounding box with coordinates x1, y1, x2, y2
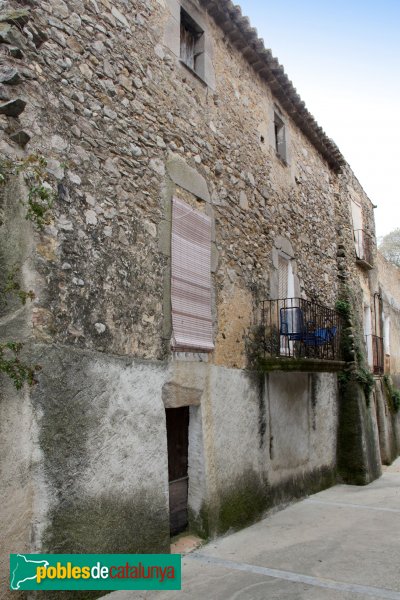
(169, 477, 188, 535)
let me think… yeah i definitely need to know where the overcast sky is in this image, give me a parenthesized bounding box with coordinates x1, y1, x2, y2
(237, 0, 400, 238)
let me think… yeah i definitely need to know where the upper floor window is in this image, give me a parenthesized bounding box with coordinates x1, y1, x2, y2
(274, 111, 287, 163)
(278, 253, 294, 300)
(351, 199, 374, 268)
(383, 314, 391, 356)
(180, 9, 204, 75)
(171, 197, 214, 352)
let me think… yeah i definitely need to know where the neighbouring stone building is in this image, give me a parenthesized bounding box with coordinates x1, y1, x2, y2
(373, 252, 400, 466)
(377, 252, 400, 385)
(0, 0, 399, 597)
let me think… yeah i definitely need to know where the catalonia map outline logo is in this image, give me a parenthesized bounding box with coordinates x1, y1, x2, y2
(10, 553, 182, 591)
(11, 554, 50, 590)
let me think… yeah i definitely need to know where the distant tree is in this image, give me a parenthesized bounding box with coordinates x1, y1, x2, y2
(379, 228, 400, 267)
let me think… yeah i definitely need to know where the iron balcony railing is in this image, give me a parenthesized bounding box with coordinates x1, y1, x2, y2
(366, 334, 384, 375)
(261, 298, 342, 362)
(353, 229, 374, 268)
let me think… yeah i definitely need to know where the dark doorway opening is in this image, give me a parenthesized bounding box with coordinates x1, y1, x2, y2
(166, 407, 189, 536)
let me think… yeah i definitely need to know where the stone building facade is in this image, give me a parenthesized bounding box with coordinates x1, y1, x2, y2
(378, 252, 400, 384)
(373, 253, 400, 465)
(0, 0, 399, 596)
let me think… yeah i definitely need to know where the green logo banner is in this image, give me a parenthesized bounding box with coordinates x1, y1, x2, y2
(10, 554, 182, 591)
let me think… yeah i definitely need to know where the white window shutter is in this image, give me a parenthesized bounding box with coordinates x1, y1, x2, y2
(351, 200, 364, 259)
(171, 198, 214, 351)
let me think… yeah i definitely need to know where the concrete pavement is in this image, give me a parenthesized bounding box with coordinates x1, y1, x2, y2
(101, 458, 400, 600)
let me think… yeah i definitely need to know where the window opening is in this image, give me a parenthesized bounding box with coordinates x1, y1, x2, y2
(274, 112, 287, 162)
(171, 197, 214, 351)
(180, 9, 204, 73)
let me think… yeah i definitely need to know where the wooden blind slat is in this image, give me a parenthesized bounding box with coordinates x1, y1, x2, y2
(171, 198, 214, 351)
(278, 256, 289, 299)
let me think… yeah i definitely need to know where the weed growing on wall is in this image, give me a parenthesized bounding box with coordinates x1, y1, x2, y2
(1, 266, 35, 306)
(355, 366, 375, 403)
(0, 342, 39, 390)
(383, 375, 400, 413)
(0, 264, 39, 390)
(335, 299, 351, 319)
(336, 292, 375, 406)
(0, 270, 40, 387)
(17, 155, 55, 228)
(0, 154, 55, 229)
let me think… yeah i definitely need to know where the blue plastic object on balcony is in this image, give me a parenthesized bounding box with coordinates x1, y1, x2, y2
(279, 307, 304, 340)
(280, 307, 337, 346)
(303, 326, 337, 346)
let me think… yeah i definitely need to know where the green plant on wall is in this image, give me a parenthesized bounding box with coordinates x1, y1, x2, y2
(335, 293, 375, 406)
(0, 157, 53, 388)
(0, 154, 55, 229)
(0, 342, 39, 390)
(355, 366, 375, 403)
(335, 299, 351, 319)
(0, 266, 39, 389)
(17, 154, 55, 229)
(1, 266, 35, 306)
(383, 375, 400, 413)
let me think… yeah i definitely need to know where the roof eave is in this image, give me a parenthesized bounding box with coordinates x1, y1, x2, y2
(200, 0, 346, 173)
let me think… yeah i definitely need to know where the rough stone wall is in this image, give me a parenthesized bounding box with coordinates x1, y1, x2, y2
(378, 252, 400, 382)
(0, 0, 344, 366)
(337, 167, 378, 308)
(374, 253, 400, 463)
(0, 1, 386, 368)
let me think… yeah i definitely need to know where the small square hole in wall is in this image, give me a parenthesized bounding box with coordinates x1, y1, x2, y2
(180, 8, 204, 75)
(274, 112, 287, 163)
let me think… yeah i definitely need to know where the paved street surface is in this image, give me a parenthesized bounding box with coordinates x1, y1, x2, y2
(102, 459, 400, 600)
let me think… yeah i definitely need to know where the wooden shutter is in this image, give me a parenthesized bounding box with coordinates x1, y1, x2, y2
(180, 21, 195, 70)
(351, 200, 364, 259)
(274, 113, 287, 162)
(278, 255, 289, 299)
(171, 198, 214, 351)
(276, 126, 286, 161)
